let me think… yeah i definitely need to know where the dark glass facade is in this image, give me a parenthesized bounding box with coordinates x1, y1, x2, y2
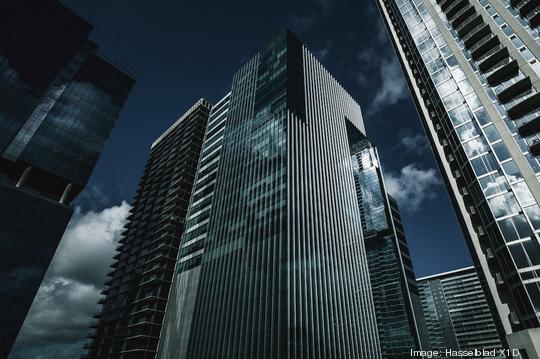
(0, 0, 134, 356)
(83, 100, 211, 358)
(350, 136, 428, 358)
(158, 30, 381, 359)
(418, 267, 504, 357)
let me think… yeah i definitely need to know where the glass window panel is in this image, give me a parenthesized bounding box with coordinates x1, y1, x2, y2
(509, 243, 530, 268)
(463, 137, 488, 158)
(489, 192, 520, 218)
(493, 141, 511, 162)
(514, 214, 533, 238)
(456, 122, 479, 142)
(466, 93, 482, 111)
(442, 91, 464, 109)
(513, 181, 535, 206)
(483, 124, 501, 144)
(526, 283, 540, 312)
(479, 172, 508, 197)
(500, 217, 519, 242)
(523, 239, 540, 265)
(458, 79, 473, 94)
(501, 161, 522, 184)
(437, 79, 458, 98)
(448, 104, 472, 126)
(474, 108, 491, 126)
(525, 205, 540, 230)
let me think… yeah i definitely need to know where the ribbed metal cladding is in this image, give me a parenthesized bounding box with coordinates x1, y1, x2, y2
(157, 31, 381, 359)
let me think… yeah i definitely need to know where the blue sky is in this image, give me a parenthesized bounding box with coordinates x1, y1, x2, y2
(11, 0, 473, 357)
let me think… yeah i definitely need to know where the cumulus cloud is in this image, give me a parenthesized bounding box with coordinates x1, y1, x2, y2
(9, 202, 130, 359)
(384, 165, 441, 213)
(396, 132, 430, 156)
(371, 57, 408, 113)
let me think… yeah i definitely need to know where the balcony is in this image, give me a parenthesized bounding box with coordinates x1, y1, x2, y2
(497, 76, 531, 103)
(506, 90, 540, 118)
(451, 4, 476, 28)
(456, 13, 483, 37)
(463, 23, 491, 48)
(525, 132, 540, 154)
(478, 45, 508, 72)
(446, 0, 469, 19)
(526, 5, 540, 27)
(518, 0, 540, 16)
(518, 114, 540, 137)
(470, 34, 499, 60)
(485, 58, 519, 86)
(440, 0, 459, 11)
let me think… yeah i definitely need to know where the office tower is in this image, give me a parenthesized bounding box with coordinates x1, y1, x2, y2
(377, 0, 540, 356)
(157, 30, 383, 359)
(0, 0, 134, 356)
(418, 267, 504, 357)
(83, 100, 211, 358)
(351, 137, 429, 357)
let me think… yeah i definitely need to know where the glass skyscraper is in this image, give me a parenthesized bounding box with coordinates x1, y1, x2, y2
(0, 0, 134, 356)
(418, 267, 504, 358)
(377, 0, 540, 356)
(83, 100, 211, 358)
(351, 136, 429, 357)
(157, 30, 383, 359)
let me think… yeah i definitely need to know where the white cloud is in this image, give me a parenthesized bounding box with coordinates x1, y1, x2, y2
(397, 132, 429, 156)
(371, 57, 408, 113)
(384, 165, 441, 213)
(9, 202, 130, 359)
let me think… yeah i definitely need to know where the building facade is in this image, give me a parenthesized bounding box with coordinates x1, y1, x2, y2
(377, 0, 540, 356)
(157, 30, 383, 359)
(351, 136, 429, 357)
(83, 100, 211, 358)
(418, 267, 504, 358)
(0, 0, 134, 356)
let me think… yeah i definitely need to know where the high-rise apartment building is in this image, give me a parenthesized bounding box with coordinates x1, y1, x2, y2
(157, 30, 383, 359)
(83, 100, 211, 358)
(377, 0, 540, 356)
(418, 267, 504, 358)
(0, 0, 134, 356)
(351, 137, 428, 357)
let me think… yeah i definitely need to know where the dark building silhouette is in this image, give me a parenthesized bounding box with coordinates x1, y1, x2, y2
(0, 0, 134, 356)
(83, 100, 211, 358)
(157, 30, 383, 359)
(351, 135, 429, 358)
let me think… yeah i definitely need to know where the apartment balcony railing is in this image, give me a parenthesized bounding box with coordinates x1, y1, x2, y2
(497, 75, 531, 103)
(527, 5, 540, 27)
(451, 4, 476, 28)
(478, 45, 508, 72)
(506, 90, 540, 118)
(526, 133, 540, 155)
(446, 0, 469, 19)
(494, 71, 526, 94)
(516, 112, 540, 137)
(485, 58, 519, 85)
(519, 0, 539, 16)
(463, 23, 491, 48)
(456, 13, 483, 37)
(470, 34, 499, 59)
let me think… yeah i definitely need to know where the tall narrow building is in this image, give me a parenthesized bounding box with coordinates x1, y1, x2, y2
(0, 0, 134, 356)
(83, 100, 211, 358)
(418, 267, 504, 357)
(351, 136, 429, 357)
(377, 0, 540, 356)
(157, 30, 383, 359)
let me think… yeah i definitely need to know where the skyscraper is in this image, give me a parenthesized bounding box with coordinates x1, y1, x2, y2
(418, 267, 504, 357)
(377, 0, 540, 356)
(83, 100, 211, 358)
(351, 136, 429, 357)
(0, 0, 134, 356)
(157, 30, 383, 358)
